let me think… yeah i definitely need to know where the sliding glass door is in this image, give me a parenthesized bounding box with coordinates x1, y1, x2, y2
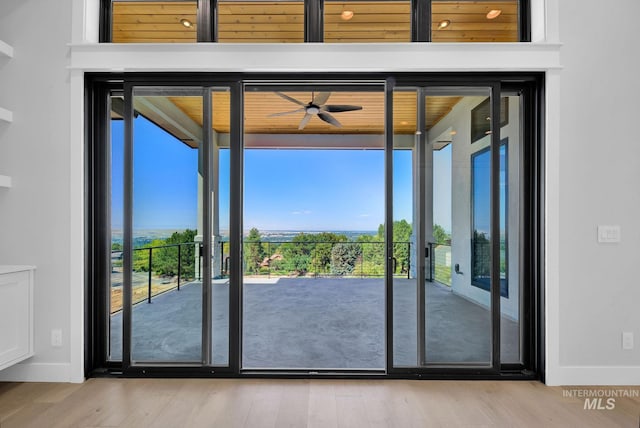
(93, 75, 537, 377)
(390, 85, 518, 372)
(241, 83, 386, 370)
(117, 85, 231, 369)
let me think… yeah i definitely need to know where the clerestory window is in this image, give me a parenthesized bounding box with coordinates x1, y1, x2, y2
(102, 0, 529, 43)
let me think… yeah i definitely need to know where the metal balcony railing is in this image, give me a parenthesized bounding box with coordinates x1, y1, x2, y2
(111, 239, 448, 312)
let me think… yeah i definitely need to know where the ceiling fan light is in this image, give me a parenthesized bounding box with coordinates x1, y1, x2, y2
(438, 19, 451, 30)
(341, 10, 354, 21)
(486, 9, 502, 19)
(180, 18, 193, 28)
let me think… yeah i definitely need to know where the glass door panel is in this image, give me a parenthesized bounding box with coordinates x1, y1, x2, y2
(209, 89, 231, 366)
(109, 93, 125, 362)
(499, 92, 522, 364)
(129, 87, 204, 364)
(392, 88, 418, 367)
(241, 84, 386, 370)
(425, 87, 493, 365)
(392, 86, 499, 369)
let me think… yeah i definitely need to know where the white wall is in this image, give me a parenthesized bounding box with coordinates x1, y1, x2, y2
(550, 0, 640, 384)
(0, 0, 79, 382)
(2, 0, 638, 385)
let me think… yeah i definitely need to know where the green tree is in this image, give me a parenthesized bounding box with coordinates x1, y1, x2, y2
(330, 243, 362, 276)
(357, 234, 384, 275)
(158, 229, 197, 278)
(392, 220, 412, 274)
(373, 220, 413, 274)
(244, 228, 265, 274)
(433, 224, 451, 244)
(138, 229, 198, 279)
(279, 232, 347, 275)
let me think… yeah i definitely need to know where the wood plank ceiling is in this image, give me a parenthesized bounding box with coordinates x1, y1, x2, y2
(162, 91, 462, 136)
(112, 1, 519, 43)
(110, 1, 503, 139)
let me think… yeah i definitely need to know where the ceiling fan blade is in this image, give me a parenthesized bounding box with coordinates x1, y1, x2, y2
(312, 92, 331, 106)
(318, 112, 342, 128)
(322, 104, 363, 113)
(298, 113, 313, 130)
(268, 108, 306, 117)
(275, 92, 307, 106)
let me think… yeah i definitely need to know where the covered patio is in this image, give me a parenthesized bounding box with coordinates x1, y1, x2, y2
(110, 278, 519, 369)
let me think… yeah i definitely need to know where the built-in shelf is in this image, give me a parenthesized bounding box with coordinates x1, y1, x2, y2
(0, 41, 14, 190)
(0, 175, 12, 188)
(0, 40, 14, 58)
(0, 106, 13, 123)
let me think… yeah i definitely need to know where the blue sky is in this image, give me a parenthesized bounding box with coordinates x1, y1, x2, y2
(112, 116, 453, 233)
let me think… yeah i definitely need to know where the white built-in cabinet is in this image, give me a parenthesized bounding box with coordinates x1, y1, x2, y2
(0, 266, 35, 371)
(0, 39, 14, 188)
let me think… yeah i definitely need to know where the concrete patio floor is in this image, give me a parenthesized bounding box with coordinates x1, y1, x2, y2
(110, 278, 519, 369)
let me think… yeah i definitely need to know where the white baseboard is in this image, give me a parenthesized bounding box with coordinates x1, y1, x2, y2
(0, 362, 84, 383)
(546, 366, 640, 386)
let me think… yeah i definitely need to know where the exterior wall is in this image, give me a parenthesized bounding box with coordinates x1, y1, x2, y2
(0, 0, 638, 385)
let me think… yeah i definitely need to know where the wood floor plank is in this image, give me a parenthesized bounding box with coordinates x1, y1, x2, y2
(0, 379, 638, 427)
(307, 380, 338, 428)
(274, 380, 310, 428)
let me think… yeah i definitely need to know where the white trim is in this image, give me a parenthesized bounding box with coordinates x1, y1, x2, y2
(544, 69, 561, 386)
(69, 43, 562, 73)
(72, 0, 99, 44)
(69, 70, 86, 384)
(544, 0, 561, 44)
(546, 366, 640, 386)
(0, 362, 80, 383)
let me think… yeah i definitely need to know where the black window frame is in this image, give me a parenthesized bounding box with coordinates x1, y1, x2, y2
(100, 0, 531, 43)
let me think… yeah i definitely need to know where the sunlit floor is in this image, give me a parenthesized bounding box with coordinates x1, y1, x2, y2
(110, 278, 519, 368)
(3, 379, 639, 428)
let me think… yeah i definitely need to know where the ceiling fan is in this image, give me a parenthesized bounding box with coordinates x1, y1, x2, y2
(268, 91, 363, 130)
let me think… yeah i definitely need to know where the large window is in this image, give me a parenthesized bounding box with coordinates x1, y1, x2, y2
(471, 142, 508, 298)
(102, 0, 529, 43)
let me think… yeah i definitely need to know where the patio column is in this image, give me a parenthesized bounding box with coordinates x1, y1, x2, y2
(196, 130, 222, 279)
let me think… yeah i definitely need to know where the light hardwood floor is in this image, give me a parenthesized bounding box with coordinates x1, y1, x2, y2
(0, 379, 638, 427)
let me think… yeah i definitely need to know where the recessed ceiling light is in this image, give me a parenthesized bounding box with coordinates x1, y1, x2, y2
(341, 10, 354, 21)
(400, 121, 408, 125)
(486, 9, 502, 19)
(450, 130, 457, 136)
(438, 19, 451, 30)
(180, 18, 193, 28)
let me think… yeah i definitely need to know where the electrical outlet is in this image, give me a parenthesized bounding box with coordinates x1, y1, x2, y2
(622, 332, 634, 350)
(598, 225, 621, 243)
(51, 329, 62, 347)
